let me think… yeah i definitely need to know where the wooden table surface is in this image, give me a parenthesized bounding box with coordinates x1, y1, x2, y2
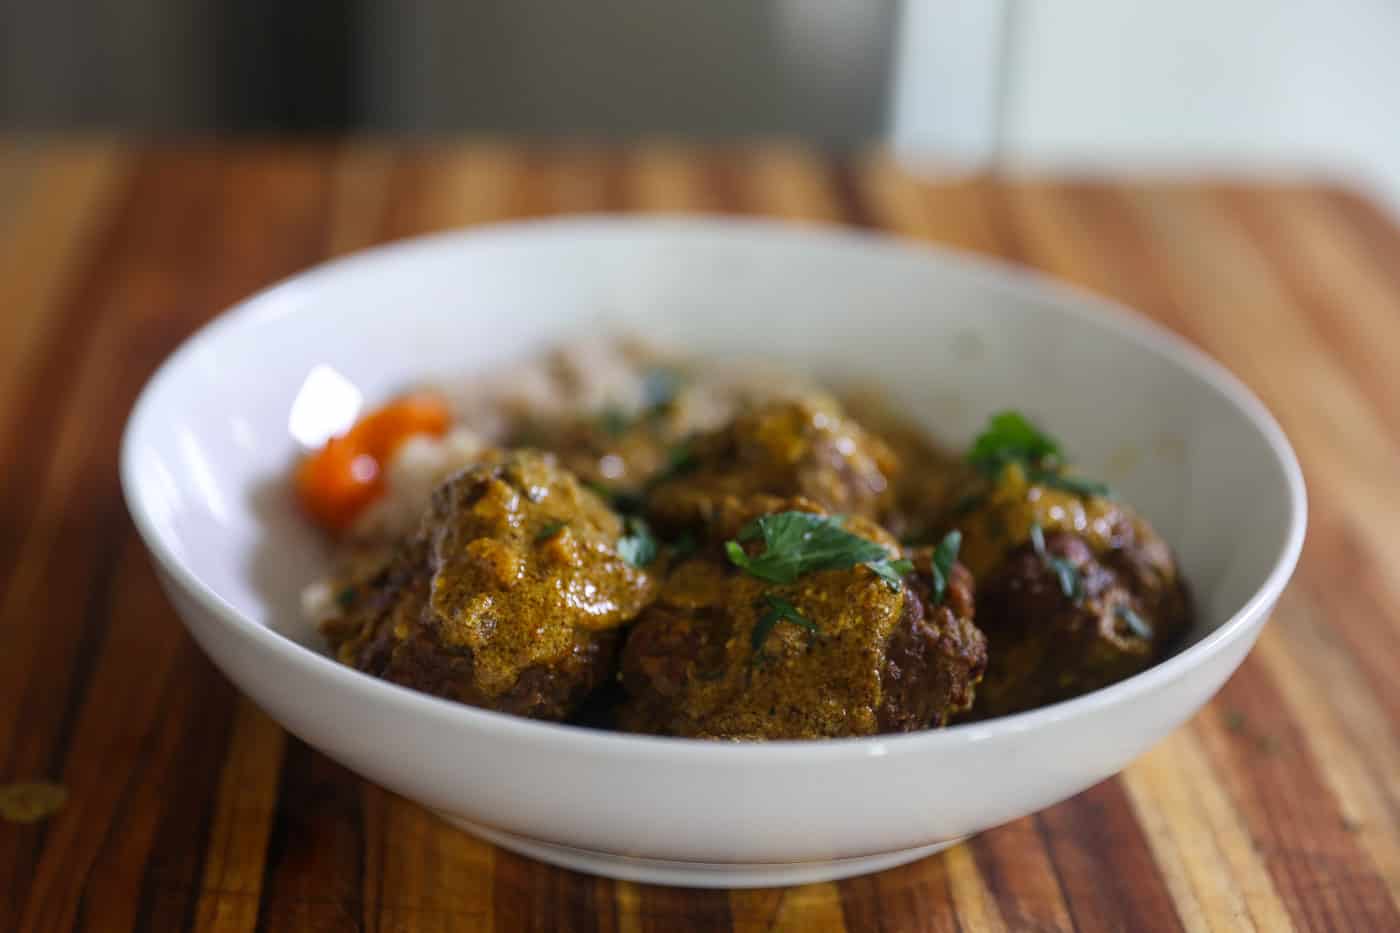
(3, 140, 1400, 933)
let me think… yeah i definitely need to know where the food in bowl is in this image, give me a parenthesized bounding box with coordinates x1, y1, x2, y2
(298, 339, 1193, 738)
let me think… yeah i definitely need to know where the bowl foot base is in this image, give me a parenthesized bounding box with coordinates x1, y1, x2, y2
(436, 812, 965, 888)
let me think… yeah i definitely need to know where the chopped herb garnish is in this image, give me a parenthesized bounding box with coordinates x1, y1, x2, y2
(950, 491, 986, 516)
(584, 481, 646, 515)
(1030, 468, 1113, 499)
(669, 531, 699, 561)
(724, 511, 908, 591)
(968, 410, 1111, 499)
(867, 557, 916, 589)
(535, 521, 567, 542)
(969, 411, 1061, 476)
(649, 441, 697, 486)
(1029, 521, 1083, 602)
(593, 369, 684, 439)
(596, 405, 632, 437)
(751, 594, 820, 655)
(1116, 604, 1153, 640)
(335, 586, 358, 610)
(617, 516, 658, 567)
(1029, 521, 1048, 556)
(930, 530, 962, 604)
(642, 367, 684, 412)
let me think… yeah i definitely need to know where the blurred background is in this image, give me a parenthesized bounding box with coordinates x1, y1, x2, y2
(3, 0, 1398, 210)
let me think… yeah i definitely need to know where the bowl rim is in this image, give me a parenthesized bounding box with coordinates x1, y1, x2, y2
(120, 213, 1308, 763)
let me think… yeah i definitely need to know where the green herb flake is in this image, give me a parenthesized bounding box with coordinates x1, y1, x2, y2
(724, 510, 905, 590)
(1030, 468, 1113, 499)
(1029, 521, 1083, 602)
(650, 441, 698, 486)
(950, 491, 986, 516)
(751, 594, 820, 655)
(930, 530, 962, 604)
(1029, 521, 1049, 558)
(642, 367, 684, 412)
(596, 406, 632, 437)
(669, 531, 699, 561)
(968, 411, 1112, 500)
(535, 521, 567, 543)
(866, 556, 915, 590)
(1224, 709, 1248, 733)
(335, 586, 358, 610)
(968, 411, 1062, 476)
(1116, 604, 1153, 640)
(585, 480, 646, 515)
(617, 516, 658, 567)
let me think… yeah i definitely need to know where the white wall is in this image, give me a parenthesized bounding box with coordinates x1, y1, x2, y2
(891, 0, 1400, 211)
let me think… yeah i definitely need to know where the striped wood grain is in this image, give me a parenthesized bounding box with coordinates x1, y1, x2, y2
(1, 143, 1398, 932)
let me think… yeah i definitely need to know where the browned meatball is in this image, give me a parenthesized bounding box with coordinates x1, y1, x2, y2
(322, 451, 657, 720)
(647, 396, 900, 536)
(617, 503, 986, 739)
(945, 463, 1192, 718)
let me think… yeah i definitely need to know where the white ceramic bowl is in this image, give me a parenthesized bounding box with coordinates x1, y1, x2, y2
(121, 217, 1305, 888)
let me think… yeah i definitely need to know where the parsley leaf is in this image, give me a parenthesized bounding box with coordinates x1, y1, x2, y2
(1116, 605, 1153, 639)
(751, 594, 820, 654)
(968, 411, 1113, 499)
(724, 511, 905, 590)
(950, 491, 986, 516)
(535, 521, 566, 542)
(596, 406, 632, 437)
(642, 367, 684, 412)
(1029, 468, 1112, 499)
(618, 516, 658, 567)
(669, 531, 699, 561)
(930, 530, 962, 604)
(585, 481, 646, 515)
(968, 411, 1061, 475)
(649, 441, 697, 486)
(1029, 521, 1083, 602)
(866, 557, 915, 589)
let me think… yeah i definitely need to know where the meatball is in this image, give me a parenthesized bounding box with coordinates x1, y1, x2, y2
(322, 450, 657, 720)
(647, 396, 901, 536)
(944, 463, 1192, 717)
(617, 504, 986, 739)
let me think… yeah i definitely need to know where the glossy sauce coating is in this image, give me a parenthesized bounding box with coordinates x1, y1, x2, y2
(322, 451, 656, 718)
(619, 501, 986, 739)
(648, 395, 899, 536)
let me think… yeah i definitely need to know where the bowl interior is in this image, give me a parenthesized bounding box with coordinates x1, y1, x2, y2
(123, 217, 1300, 669)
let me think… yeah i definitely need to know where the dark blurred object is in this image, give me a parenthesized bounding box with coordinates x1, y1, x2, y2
(0, 0, 896, 142)
(216, 0, 356, 132)
(0, 0, 354, 132)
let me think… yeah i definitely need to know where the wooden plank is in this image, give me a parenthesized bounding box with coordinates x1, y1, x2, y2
(0, 153, 226, 930)
(839, 856, 960, 933)
(1121, 729, 1293, 932)
(0, 146, 337, 931)
(728, 883, 848, 933)
(190, 701, 287, 933)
